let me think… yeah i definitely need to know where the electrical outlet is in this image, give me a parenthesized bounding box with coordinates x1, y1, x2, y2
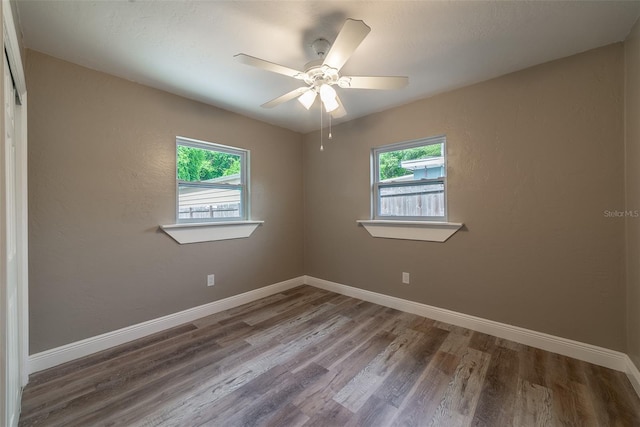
(402, 272, 410, 284)
(207, 274, 215, 287)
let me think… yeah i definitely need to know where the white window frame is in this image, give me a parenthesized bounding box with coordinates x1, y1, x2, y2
(176, 136, 249, 223)
(372, 135, 447, 222)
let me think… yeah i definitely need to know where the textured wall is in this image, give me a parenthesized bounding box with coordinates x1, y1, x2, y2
(303, 44, 626, 351)
(27, 42, 629, 355)
(27, 50, 304, 353)
(626, 18, 640, 368)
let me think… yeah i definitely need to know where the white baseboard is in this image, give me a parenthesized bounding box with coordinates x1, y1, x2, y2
(28, 276, 305, 374)
(304, 276, 630, 373)
(626, 355, 640, 397)
(28, 273, 640, 400)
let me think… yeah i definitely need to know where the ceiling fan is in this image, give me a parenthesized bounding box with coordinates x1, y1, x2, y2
(234, 19, 408, 119)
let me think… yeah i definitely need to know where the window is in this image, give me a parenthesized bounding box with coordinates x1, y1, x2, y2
(176, 137, 248, 222)
(372, 135, 446, 221)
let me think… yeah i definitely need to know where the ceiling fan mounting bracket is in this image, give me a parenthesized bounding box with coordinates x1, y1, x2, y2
(311, 38, 331, 58)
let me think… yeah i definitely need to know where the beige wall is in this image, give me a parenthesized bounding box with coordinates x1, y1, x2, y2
(626, 18, 640, 368)
(28, 41, 630, 355)
(26, 50, 304, 353)
(303, 44, 626, 351)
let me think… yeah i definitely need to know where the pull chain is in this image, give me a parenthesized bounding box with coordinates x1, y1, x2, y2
(320, 102, 324, 151)
(329, 113, 332, 140)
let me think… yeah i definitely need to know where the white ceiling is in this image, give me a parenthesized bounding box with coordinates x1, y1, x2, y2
(16, 1, 640, 133)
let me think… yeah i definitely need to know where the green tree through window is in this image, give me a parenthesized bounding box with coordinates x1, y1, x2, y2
(176, 138, 248, 222)
(373, 136, 446, 220)
(379, 144, 442, 180)
(177, 146, 240, 182)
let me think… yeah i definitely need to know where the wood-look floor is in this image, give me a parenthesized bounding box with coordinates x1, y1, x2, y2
(19, 286, 640, 426)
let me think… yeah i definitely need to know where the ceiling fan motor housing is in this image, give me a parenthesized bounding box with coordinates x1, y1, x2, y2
(299, 38, 342, 90)
(301, 60, 339, 89)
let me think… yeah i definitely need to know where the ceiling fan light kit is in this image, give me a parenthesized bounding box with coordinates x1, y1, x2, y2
(319, 84, 339, 112)
(297, 89, 317, 110)
(235, 18, 409, 148)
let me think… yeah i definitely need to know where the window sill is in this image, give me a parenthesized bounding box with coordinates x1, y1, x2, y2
(356, 220, 463, 242)
(160, 221, 264, 244)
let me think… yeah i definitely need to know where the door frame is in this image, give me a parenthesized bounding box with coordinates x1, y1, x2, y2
(3, 0, 28, 383)
(2, 0, 28, 424)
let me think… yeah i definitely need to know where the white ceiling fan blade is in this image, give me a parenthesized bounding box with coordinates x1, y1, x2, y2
(330, 95, 347, 118)
(235, 54, 306, 79)
(261, 87, 310, 108)
(323, 19, 371, 72)
(339, 76, 408, 90)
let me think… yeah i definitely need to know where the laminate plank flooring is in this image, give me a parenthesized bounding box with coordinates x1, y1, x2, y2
(19, 285, 640, 426)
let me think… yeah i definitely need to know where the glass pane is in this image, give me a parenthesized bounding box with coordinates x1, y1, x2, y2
(378, 143, 444, 182)
(178, 185, 242, 220)
(379, 182, 445, 217)
(177, 145, 241, 183)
